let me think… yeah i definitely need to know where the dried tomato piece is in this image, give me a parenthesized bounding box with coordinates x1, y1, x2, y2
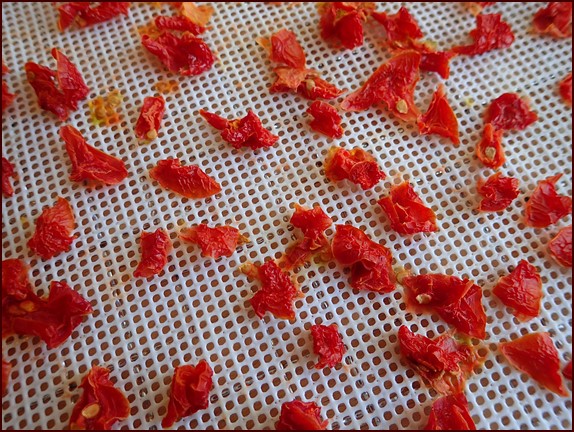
(372, 7, 423, 43)
(564, 361, 572, 380)
(318, 2, 375, 50)
(135, 96, 165, 141)
(311, 324, 346, 369)
(134, 229, 171, 278)
(69, 366, 130, 430)
(398, 326, 480, 395)
(331, 225, 396, 293)
(2, 358, 10, 396)
(60, 125, 128, 186)
(417, 84, 459, 145)
(484, 93, 537, 131)
(179, 224, 247, 258)
(425, 393, 476, 430)
(2, 157, 16, 197)
(28, 197, 76, 260)
(199, 109, 279, 150)
(141, 32, 214, 76)
(559, 72, 572, 106)
(276, 400, 329, 430)
(438, 284, 487, 340)
(306, 101, 344, 139)
(177, 2, 214, 27)
(341, 50, 421, 122)
(524, 174, 572, 228)
(162, 360, 213, 428)
(324, 147, 385, 190)
(466, 2, 496, 15)
(452, 13, 515, 56)
(500, 332, 567, 396)
(419, 50, 456, 80)
(493, 260, 542, 321)
(242, 260, 301, 320)
(549, 225, 572, 267)
(270, 29, 306, 69)
(477, 172, 519, 212)
(149, 158, 221, 199)
(533, 2, 572, 38)
(271, 67, 344, 100)
(57, 2, 131, 31)
(476, 123, 505, 169)
(2, 81, 15, 113)
(378, 182, 438, 235)
(154, 15, 205, 35)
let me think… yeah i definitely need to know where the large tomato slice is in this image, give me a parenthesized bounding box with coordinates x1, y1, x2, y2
(451, 13, 515, 56)
(311, 324, 346, 369)
(532, 2, 572, 38)
(559, 72, 572, 106)
(425, 393, 476, 430)
(57, 2, 131, 31)
(179, 224, 247, 259)
(318, 2, 375, 50)
(476, 123, 505, 169)
(493, 260, 542, 321)
(549, 225, 572, 267)
(306, 101, 344, 139)
(134, 229, 171, 278)
(2, 156, 16, 197)
(524, 174, 572, 228)
(135, 96, 165, 141)
(477, 172, 519, 212)
(324, 147, 385, 190)
(484, 93, 537, 131)
(417, 84, 459, 145)
(276, 400, 329, 430)
(149, 158, 221, 199)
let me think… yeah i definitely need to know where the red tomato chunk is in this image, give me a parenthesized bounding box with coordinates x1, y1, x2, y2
(28, 197, 76, 260)
(425, 393, 476, 430)
(149, 158, 221, 199)
(477, 173, 519, 212)
(306, 101, 344, 139)
(549, 225, 572, 267)
(532, 2, 572, 38)
(135, 96, 165, 141)
(318, 2, 375, 50)
(493, 260, 542, 321)
(484, 93, 537, 131)
(276, 400, 329, 430)
(134, 229, 171, 279)
(451, 13, 515, 56)
(476, 123, 505, 169)
(417, 84, 459, 145)
(57, 2, 131, 31)
(311, 324, 346, 369)
(2, 157, 16, 197)
(524, 174, 572, 228)
(324, 147, 385, 190)
(179, 224, 247, 259)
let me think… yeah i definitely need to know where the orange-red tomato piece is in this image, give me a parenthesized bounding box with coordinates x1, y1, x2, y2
(69, 366, 130, 430)
(549, 225, 572, 267)
(2, 80, 15, 113)
(484, 93, 537, 131)
(532, 2, 572, 38)
(154, 15, 206, 35)
(162, 361, 213, 428)
(179, 224, 246, 259)
(451, 13, 515, 56)
(476, 123, 505, 169)
(500, 332, 567, 396)
(324, 147, 385, 190)
(57, 2, 131, 31)
(306, 101, 344, 139)
(417, 84, 459, 145)
(2, 156, 16, 197)
(564, 360, 572, 380)
(372, 6, 423, 43)
(276, 400, 329, 430)
(437, 284, 487, 340)
(419, 50, 456, 79)
(477, 172, 519, 212)
(425, 393, 476, 430)
(134, 229, 171, 278)
(559, 72, 572, 106)
(28, 197, 76, 260)
(135, 96, 165, 141)
(149, 158, 221, 199)
(270, 28, 306, 69)
(493, 260, 542, 321)
(318, 2, 374, 50)
(311, 324, 346, 369)
(2, 358, 10, 396)
(524, 174, 572, 228)
(271, 67, 344, 100)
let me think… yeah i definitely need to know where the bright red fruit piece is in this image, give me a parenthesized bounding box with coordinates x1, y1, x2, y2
(438, 284, 487, 340)
(2, 157, 16, 197)
(341, 50, 421, 122)
(532, 2, 572, 38)
(276, 400, 329, 430)
(417, 84, 459, 145)
(69, 366, 130, 430)
(2, 81, 15, 113)
(452, 13, 515, 56)
(564, 361, 572, 380)
(500, 332, 568, 396)
(306, 101, 344, 139)
(154, 15, 206, 35)
(28, 197, 76, 260)
(331, 225, 396, 293)
(493, 260, 542, 321)
(318, 2, 375, 50)
(324, 147, 385, 190)
(2, 259, 37, 338)
(477, 172, 519, 212)
(372, 6, 423, 43)
(378, 182, 438, 235)
(311, 324, 346, 369)
(141, 32, 214, 76)
(476, 123, 505, 169)
(398, 326, 480, 395)
(149, 158, 221, 199)
(549, 225, 572, 267)
(57, 2, 131, 31)
(270, 28, 306, 69)
(484, 93, 537, 131)
(388, 39, 456, 80)
(199, 109, 279, 149)
(425, 393, 476, 430)
(524, 174, 572, 228)
(135, 96, 165, 141)
(60, 125, 128, 185)
(162, 360, 213, 428)
(25, 48, 90, 121)
(559, 73, 572, 106)
(179, 224, 247, 258)
(2, 358, 10, 395)
(134, 229, 171, 278)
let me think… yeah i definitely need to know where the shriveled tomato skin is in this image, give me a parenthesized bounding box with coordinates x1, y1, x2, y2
(532, 2, 572, 38)
(271, 69, 344, 100)
(559, 72, 572, 106)
(2, 358, 10, 396)
(318, 2, 375, 50)
(425, 393, 476, 430)
(417, 84, 459, 145)
(306, 101, 344, 139)
(69, 366, 130, 430)
(452, 13, 515, 56)
(2, 156, 16, 197)
(134, 229, 171, 278)
(372, 6, 423, 43)
(500, 332, 567, 396)
(564, 361, 572, 380)
(437, 284, 487, 340)
(149, 158, 221, 199)
(162, 361, 213, 428)
(524, 174, 572, 228)
(2, 80, 15, 112)
(57, 2, 131, 31)
(270, 29, 306, 69)
(324, 147, 385, 190)
(311, 324, 346, 369)
(154, 15, 205, 35)
(28, 197, 76, 260)
(135, 96, 165, 141)
(179, 224, 245, 258)
(549, 225, 572, 267)
(484, 93, 537, 131)
(276, 400, 329, 430)
(477, 173, 519, 212)
(476, 123, 505, 169)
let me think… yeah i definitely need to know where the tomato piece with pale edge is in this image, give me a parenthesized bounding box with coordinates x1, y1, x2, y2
(162, 361, 213, 428)
(484, 93, 537, 131)
(372, 7, 423, 43)
(28, 197, 76, 260)
(276, 400, 329, 430)
(149, 158, 221, 199)
(425, 393, 476, 430)
(500, 332, 567, 396)
(476, 123, 505, 169)
(179, 224, 247, 259)
(154, 15, 205, 35)
(318, 2, 375, 50)
(549, 225, 572, 267)
(2, 358, 10, 396)
(2, 81, 15, 113)
(451, 13, 515, 56)
(134, 229, 171, 278)
(524, 174, 572, 228)
(2, 157, 16, 197)
(564, 361, 572, 380)
(311, 324, 346, 369)
(270, 29, 306, 69)
(417, 84, 459, 145)
(306, 101, 344, 139)
(57, 2, 131, 31)
(533, 2, 572, 38)
(493, 260, 542, 321)
(559, 72, 572, 106)
(477, 172, 519, 212)
(69, 366, 130, 430)
(135, 96, 165, 141)
(324, 147, 385, 190)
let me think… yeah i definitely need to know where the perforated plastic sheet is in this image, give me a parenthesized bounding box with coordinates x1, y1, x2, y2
(1, 2, 572, 430)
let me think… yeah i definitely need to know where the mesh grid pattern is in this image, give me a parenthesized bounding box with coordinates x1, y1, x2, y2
(1, 2, 572, 430)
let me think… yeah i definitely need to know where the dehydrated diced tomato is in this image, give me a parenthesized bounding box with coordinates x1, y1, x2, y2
(500, 332, 567, 396)
(378, 182, 438, 235)
(525, 174, 572, 228)
(331, 225, 396, 293)
(179, 224, 247, 258)
(484, 93, 537, 131)
(477, 172, 519, 212)
(271, 67, 344, 100)
(372, 7, 423, 43)
(2, 358, 10, 396)
(135, 96, 165, 141)
(341, 50, 421, 122)
(417, 84, 459, 145)
(318, 2, 375, 50)
(28, 197, 76, 260)
(452, 13, 515, 56)
(564, 361, 572, 380)
(60, 125, 128, 186)
(134, 229, 171, 279)
(398, 326, 480, 395)
(2, 157, 16, 197)
(270, 29, 306, 69)
(425, 393, 476, 430)
(69, 366, 130, 430)
(142, 32, 214, 76)
(493, 260, 542, 321)
(2, 81, 15, 113)
(438, 284, 487, 340)
(88, 90, 123, 127)
(466, 2, 496, 16)
(533, 2, 572, 38)
(324, 147, 385, 190)
(199, 109, 279, 150)
(306, 101, 344, 139)
(311, 324, 346, 369)
(549, 225, 572, 267)
(419, 50, 456, 80)
(162, 360, 213, 428)
(149, 158, 221, 199)
(154, 15, 205, 35)
(559, 72, 572, 106)
(57, 2, 131, 31)
(276, 400, 328, 430)
(476, 123, 505, 169)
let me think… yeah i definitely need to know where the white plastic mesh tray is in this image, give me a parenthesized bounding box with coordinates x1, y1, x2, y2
(2, 2, 572, 430)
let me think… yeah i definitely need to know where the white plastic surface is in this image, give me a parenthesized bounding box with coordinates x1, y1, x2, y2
(1, 2, 572, 430)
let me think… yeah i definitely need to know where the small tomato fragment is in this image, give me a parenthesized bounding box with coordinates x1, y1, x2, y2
(57, 2, 131, 31)
(88, 90, 123, 126)
(270, 29, 306, 69)
(276, 400, 329, 430)
(451, 13, 515, 56)
(179, 224, 247, 258)
(318, 2, 375, 50)
(465, 2, 496, 16)
(2, 81, 15, 113)
(28, 197, 76, 260)
(564, 361, 572, 380)
(2, 157, 16, 197)
(311, 324, 346, 369)
(419, 50, 456, 80)
(324, 147, 385, 190)
(134, 229, 171, 279)
(178, 2, 214, 27)
(372, 7, 423, 43)
(60, 125, 128, 186)
(135, 96, 165, 141)
(425, 393, 476, 430)
(162, 360, 213, 428)
(149, 158, 221, 199)
(533, 2, 572, 38)
(306, 101, 344, 139)
(559, 72, 572, 106)
(69, 366, 130, 430)
(524, 174, 572, 228)
(484, 93, 537, 131)
(417, 84, 459, 145)
(549, 225, 572, 267)
(2, 358, 10, 396)
(493, 260, 542, 321)
(477, 172, 519, 212)
(500, 332, 568, 396)
(476, 123, 505, 169)
(154, 15, 205, 35)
